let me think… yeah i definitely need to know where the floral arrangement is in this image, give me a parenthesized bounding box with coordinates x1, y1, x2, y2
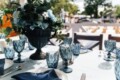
(12, 0, 63, 34)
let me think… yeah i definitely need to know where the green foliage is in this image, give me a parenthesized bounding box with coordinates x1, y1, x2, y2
(0, 0, 9, 10)
(51, 0, 79, 15)
(115, 5, 120, 18)
(84, 5, 94, 16)
(84, 0, 111, 18)
(2, 27, 12, 37)
(3, 8, 13, 14)
(5, 38, 12, 43)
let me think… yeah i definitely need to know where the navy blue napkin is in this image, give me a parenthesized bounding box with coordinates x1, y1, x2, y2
(0, 59, 5, 75)
(12, 69, 61, 80)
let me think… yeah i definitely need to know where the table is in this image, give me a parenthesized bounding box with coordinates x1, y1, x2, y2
(67, 50, 115, 80)
(0, 46, 116, 80)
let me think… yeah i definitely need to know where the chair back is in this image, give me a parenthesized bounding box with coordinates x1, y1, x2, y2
(108, 34, 120, 42)
(49, 33, 70, 45)
(74, 33, 103, 50)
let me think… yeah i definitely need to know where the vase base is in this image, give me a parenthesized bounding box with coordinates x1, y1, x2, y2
(29, 52, 46, 60)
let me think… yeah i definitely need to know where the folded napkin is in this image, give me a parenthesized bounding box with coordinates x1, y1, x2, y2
(12, 69, 61, 80)
(0, 59, 5, 75)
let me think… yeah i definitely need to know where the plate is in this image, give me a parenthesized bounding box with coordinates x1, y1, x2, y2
(4, 59, 14, 70)
(33, 67, 68, 80)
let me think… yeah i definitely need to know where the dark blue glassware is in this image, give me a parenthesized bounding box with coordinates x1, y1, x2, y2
(104, 40, 116, 61)
(46, 51, 59, 68)
(63, 37, 72, 45)
(60, 44, 73, 73)
(115, 48, 120, 80)
(4, 47, 15, 60)
(13, 40, 25, 63)
(71, 43, 81, 56)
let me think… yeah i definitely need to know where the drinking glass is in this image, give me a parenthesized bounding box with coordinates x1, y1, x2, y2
(104, 40, 116, 61)
(99, 40, 116, 70)
(4, 47, 15, 60)
(13, 40, 25, 63)
(60, 44, 73, 73)
(63, 37, 72, 45)
(71, 43, 81, 56)
(46, 51, 59, 68)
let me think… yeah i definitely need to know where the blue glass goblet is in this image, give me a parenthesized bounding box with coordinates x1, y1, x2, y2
(71, 43, 81, 56)
(60, 44, 73, 73)
(63, 37, 72, 45)
(46, 51, 59, 68)
(13, 40, 25, 63)
(104, 40, 116, 61)
(4, 47, 15, 60)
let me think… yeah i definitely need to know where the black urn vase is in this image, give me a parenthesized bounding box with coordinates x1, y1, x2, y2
(24, 27, 51, 60)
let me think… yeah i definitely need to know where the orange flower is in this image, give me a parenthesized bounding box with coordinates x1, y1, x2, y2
(1, 13, 18, 37)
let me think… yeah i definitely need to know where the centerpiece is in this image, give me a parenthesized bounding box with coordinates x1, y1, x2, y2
(6, 0, 63, 60)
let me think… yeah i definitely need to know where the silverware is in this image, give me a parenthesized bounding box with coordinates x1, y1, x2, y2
(0, 65, 22, 78)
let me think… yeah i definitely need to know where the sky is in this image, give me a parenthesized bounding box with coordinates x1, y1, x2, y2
(73, 0, 120, 12)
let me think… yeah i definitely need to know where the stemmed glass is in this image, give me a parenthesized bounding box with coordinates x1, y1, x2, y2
(104, 40, 116, 61)
(99, 40, 116, 70)
(63, 37, 72, 45)
(46, 51, 59, 68)
(13, 40, 25, 63)
(60, 44, 73, 73)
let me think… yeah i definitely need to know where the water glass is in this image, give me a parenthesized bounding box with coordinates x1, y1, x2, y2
(71, 43, 81, 56)
(4, 47, 15, 60)
(46, 51, 59, 68)
(63, 37, 72, 45)
(13, 40, 25, 63)
(104, 40, 116, 61)
(60, 44, 73, 73)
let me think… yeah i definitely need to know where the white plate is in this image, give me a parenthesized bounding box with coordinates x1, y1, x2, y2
(4, 59, 14, 70)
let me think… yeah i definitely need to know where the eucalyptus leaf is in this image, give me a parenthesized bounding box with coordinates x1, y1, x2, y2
(3, 27, 12, 37)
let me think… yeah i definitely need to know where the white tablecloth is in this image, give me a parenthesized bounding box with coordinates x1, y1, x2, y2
(67, 50, 115, 80)
(0, 46, 116, 80)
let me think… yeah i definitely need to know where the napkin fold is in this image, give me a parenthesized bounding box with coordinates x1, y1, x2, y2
(0, 59, 5, 75)
(12, 69, 61, 80)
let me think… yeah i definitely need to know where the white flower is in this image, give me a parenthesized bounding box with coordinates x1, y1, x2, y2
(42, 12, 49, 19)
(13, 10, 20, 24)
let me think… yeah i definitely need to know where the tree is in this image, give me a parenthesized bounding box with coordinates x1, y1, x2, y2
(0, 0, 9, 9)
(84, 0, 111, 18)
(84, 5, 94, 17)
(50, 0, 79, 16)
(115, 5, 120, 18)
